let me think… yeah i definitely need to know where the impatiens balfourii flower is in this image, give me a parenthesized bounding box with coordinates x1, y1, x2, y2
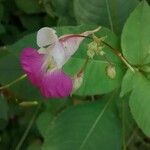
(21, 27, 100, 98)
(106, 65, 116, 79)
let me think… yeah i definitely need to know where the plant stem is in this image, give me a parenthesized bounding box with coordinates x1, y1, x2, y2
(15, 103, 41, 150)
(0, 74, 27, 90)
(102, 54, 113, 66)
(77, 35, 135, 73)
(101, 41, 135, 73)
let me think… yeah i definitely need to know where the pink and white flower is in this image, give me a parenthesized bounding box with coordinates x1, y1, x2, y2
(20, 27, 100, 98)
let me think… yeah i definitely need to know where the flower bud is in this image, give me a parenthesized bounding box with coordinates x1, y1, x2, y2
(99, 50, 105, 56)
(87, 35, 106, 59)
(88, 41, 97, 51)
(87, 41, 97, 58)
(72, 73, 84, 93)
(87, 49, 95, 58)
(106, 65, 116, 79)
(19, 101, 38, 107)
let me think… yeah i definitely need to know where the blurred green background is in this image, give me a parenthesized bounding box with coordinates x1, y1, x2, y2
(0, 0, 150, 150)
(0, 0, 149, 46)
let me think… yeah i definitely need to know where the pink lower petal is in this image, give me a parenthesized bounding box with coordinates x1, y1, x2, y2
(20, 47, 44, 87)
(40, 70, 73, 98)
(20, 48, 73, 99)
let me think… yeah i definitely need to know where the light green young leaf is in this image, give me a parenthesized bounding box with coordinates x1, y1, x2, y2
(121, 0, 150, 65)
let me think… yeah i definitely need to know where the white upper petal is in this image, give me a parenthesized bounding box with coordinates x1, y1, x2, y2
(37, 27, 58, 48)
(50, 42, 66, 68)
(43, 42, 66, 69)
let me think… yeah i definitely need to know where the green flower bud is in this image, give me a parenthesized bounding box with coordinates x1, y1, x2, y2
(88, 41, 97, 51)
(99, 50, 105, 56)
(87, 35, 106, 58)
(19, 101, 38, 107)
(106, 65, 116, 79)
(87, 49, 95, 58)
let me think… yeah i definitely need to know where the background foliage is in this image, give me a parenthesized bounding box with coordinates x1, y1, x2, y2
(0, 0, 150, 150)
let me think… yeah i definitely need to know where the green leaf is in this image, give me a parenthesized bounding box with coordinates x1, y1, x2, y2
(36, 111, 53, 137)
(74, 0, 139, 34)
(57, 16, 77, 26)
(0, 95, 8, 121)
(0, 23, 5, 34)
(0, 3, 4, 20)
(44, 98, 70, 113)
(121, 0, 150, 65)
(19, 15, 42, 31)
(129, 73, 150, 137)
(0, 95, 9, 130)
(50, 0, 76, 25)
(51, 0, 74, 17)
(117, 95, 135, 143)
(120, 69, 135, 97)
(42, 0, 55, 17)
(10, 33, 37, 56)
(42, 95, 122, 150)
(15, 0, 43, 14)
(27, 142, 41, 150)
(37, 99, 70, 137)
